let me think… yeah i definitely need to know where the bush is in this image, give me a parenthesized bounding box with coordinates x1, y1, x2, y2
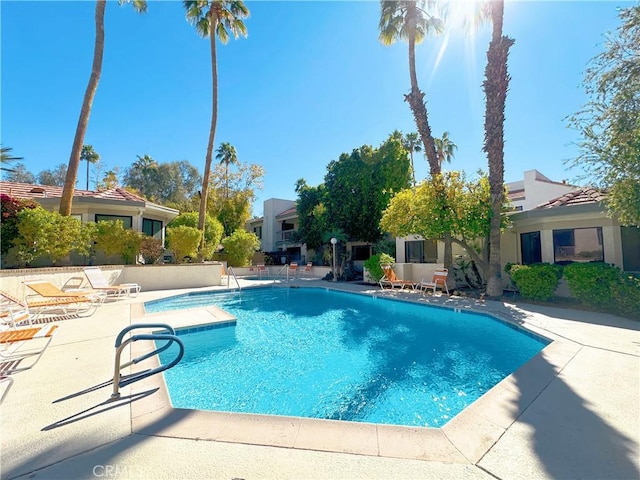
(1, 194, 37, 255)
(167, 212, 223, 260)
(94, 220, 142, 265)
(139, 236, 165, 264)
(564, 262, 640, 319)
(509, 263, 563, 301)
(221, 230, 260, 267)
(14, 206, 93, 265)
(166, 225, 201, 263)
(363, 253, 395, 282)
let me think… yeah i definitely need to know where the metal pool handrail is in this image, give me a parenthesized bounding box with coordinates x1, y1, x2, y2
(226, 266, 241, 290)
(111, 323, 184, 399)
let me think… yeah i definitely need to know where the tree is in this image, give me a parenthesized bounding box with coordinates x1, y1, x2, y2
(207, 161, 264, 237)
(566, 5, 640, 226)
(215, 142, 238, 198)
(324, 134, 411, 243)
(482, 0, 514, 297)
(97, 168, 120, 190)
(1, 146, 24, 174)
(80, 144, 100, 190)
(1, 194, 37, 256)
(93, 219, 142, 265)
(379, 0, 443, 176)
(381, 171, 509, 282)
(38, 164, 68, 187)
(4, 163, 36, 184)
(403, 132, 422, 185)
(59, 0, 147, 216)
(434, 131, 457, 167)
(122, 154, 158, 198)
(183, 0, 249, 257)
(294, 179, 328, 252)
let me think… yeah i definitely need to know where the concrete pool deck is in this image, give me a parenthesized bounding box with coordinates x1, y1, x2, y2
(1, 278, 638, 480)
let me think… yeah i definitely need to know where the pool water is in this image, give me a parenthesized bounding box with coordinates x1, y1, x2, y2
(150, 288, 548, 427)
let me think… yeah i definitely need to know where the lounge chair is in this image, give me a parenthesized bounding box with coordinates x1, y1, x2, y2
(418, 269, 450, 295)
(83, 267, 141, 298)
(0, 295, 33, 329)
(23, 281, 104, 317)
(379, 265, 416, 290)
(288, 262, 298, 279)
(301, 262, 313, 278)
(255, 264, 268, 279)
(0, 324, 59, 374)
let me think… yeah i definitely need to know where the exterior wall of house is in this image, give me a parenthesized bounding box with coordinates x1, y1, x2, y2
(518, 170, 576, 210)
(261, 199, 296, 252)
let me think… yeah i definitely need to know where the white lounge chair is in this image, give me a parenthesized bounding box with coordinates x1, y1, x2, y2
(83, 267, 141, 298)
(418, 269, 449, 295)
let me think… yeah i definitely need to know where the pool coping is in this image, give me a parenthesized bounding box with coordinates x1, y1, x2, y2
(124, 285, 580, 464)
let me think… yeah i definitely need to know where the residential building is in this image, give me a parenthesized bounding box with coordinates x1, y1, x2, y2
(1, 181, 178, 244)
(506, 169, 578, 212)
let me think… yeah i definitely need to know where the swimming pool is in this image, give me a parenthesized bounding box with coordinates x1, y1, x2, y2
(148, 287, 548, 427)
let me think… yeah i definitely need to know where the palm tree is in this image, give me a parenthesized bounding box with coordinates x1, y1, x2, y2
(184, 0, 249, 257)
(80, 145, 100, 190)
(59, 0, 147, 216)
(379, 0, 443, 177)
(482, 0, 514, 297)
(403, 132, 422, 185)
(1, 146, 23, 174)
(132, 154, 157, 198)
(215, 142, 238, 199)
(434, 131, 457, 167)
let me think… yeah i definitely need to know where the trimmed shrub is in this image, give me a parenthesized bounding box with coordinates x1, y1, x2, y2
(509, 263, 563, 301)
(1, 194, 37, 255)
(94, 220, 142, 265)
(221, 229, 261, 267)
(166, 225, 201, 263)
(564, 262, 640, 319)
(363, 253, 395, 283)
(139, 236, 165, 264)
(167, 212, 223, 260)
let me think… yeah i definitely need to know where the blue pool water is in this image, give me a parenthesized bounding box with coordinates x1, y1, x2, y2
(149, 288, 548, 427)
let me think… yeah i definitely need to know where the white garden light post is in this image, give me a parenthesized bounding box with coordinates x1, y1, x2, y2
(330, 237, 337, 282)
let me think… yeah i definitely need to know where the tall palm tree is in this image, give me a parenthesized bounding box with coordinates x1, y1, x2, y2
(482, 0, 514, 297)
(215, 142, 238, 199)
(184, 0, 249, 256)
(379, 0, 443, 177)
(434, 131, 457, 167)
(1, 146, 23, 174)
(80, 145, 100, 190)
(402, 132, 422, 185)
(59, 0, 147, 215)
(132, 154, 157, 198)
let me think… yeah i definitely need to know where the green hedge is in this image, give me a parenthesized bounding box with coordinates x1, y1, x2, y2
(363, 253, 395, 282)
(508, 263, 563, 301)
(564, 262, 640, 320)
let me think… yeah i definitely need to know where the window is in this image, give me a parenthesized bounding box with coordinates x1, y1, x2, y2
(405, 240, 437, 263)
(520, 231, 541, 265)
(553, 227, 603, 264)
(143, 218, 163, 237)
(351, 245, 371, 261)
(621, 226, 640, 271)
(253, 226, 262, 239)
(95, 214, 132, 229)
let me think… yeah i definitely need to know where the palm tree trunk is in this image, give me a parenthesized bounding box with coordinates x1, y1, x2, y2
(483, 1, 514, 297)
(60, 0, 105, 215)
(86, 159, 90, 190)
(198, 15, 218, 258)
(404, 2, 439, 177)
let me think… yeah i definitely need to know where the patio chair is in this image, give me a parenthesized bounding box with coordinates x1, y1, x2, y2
(379, 265, 416, 290)
(22, 281, 104, 318)
(0, 294, 33, 329)
(418, 269, 449, 296)
(301, 262, 313, 278)
(288, 262, 298, 279)
(0, 324, 59, 374)
(256, 264, 268, 279)
(83, 267, 141, 298)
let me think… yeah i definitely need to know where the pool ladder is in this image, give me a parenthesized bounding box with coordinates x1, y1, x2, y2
(226, 266, 241, 290)
(111, 323, 184, 399)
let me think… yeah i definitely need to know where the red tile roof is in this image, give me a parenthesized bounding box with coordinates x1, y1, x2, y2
(0, 181, 146, 203)
(536, 188, 607, 209)
(276, 206, 297, 218)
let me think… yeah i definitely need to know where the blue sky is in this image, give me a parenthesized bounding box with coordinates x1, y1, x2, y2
(1, 1, 627, 216)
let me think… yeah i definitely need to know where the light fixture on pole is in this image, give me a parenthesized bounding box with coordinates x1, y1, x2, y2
(330, 237, 337, 282)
